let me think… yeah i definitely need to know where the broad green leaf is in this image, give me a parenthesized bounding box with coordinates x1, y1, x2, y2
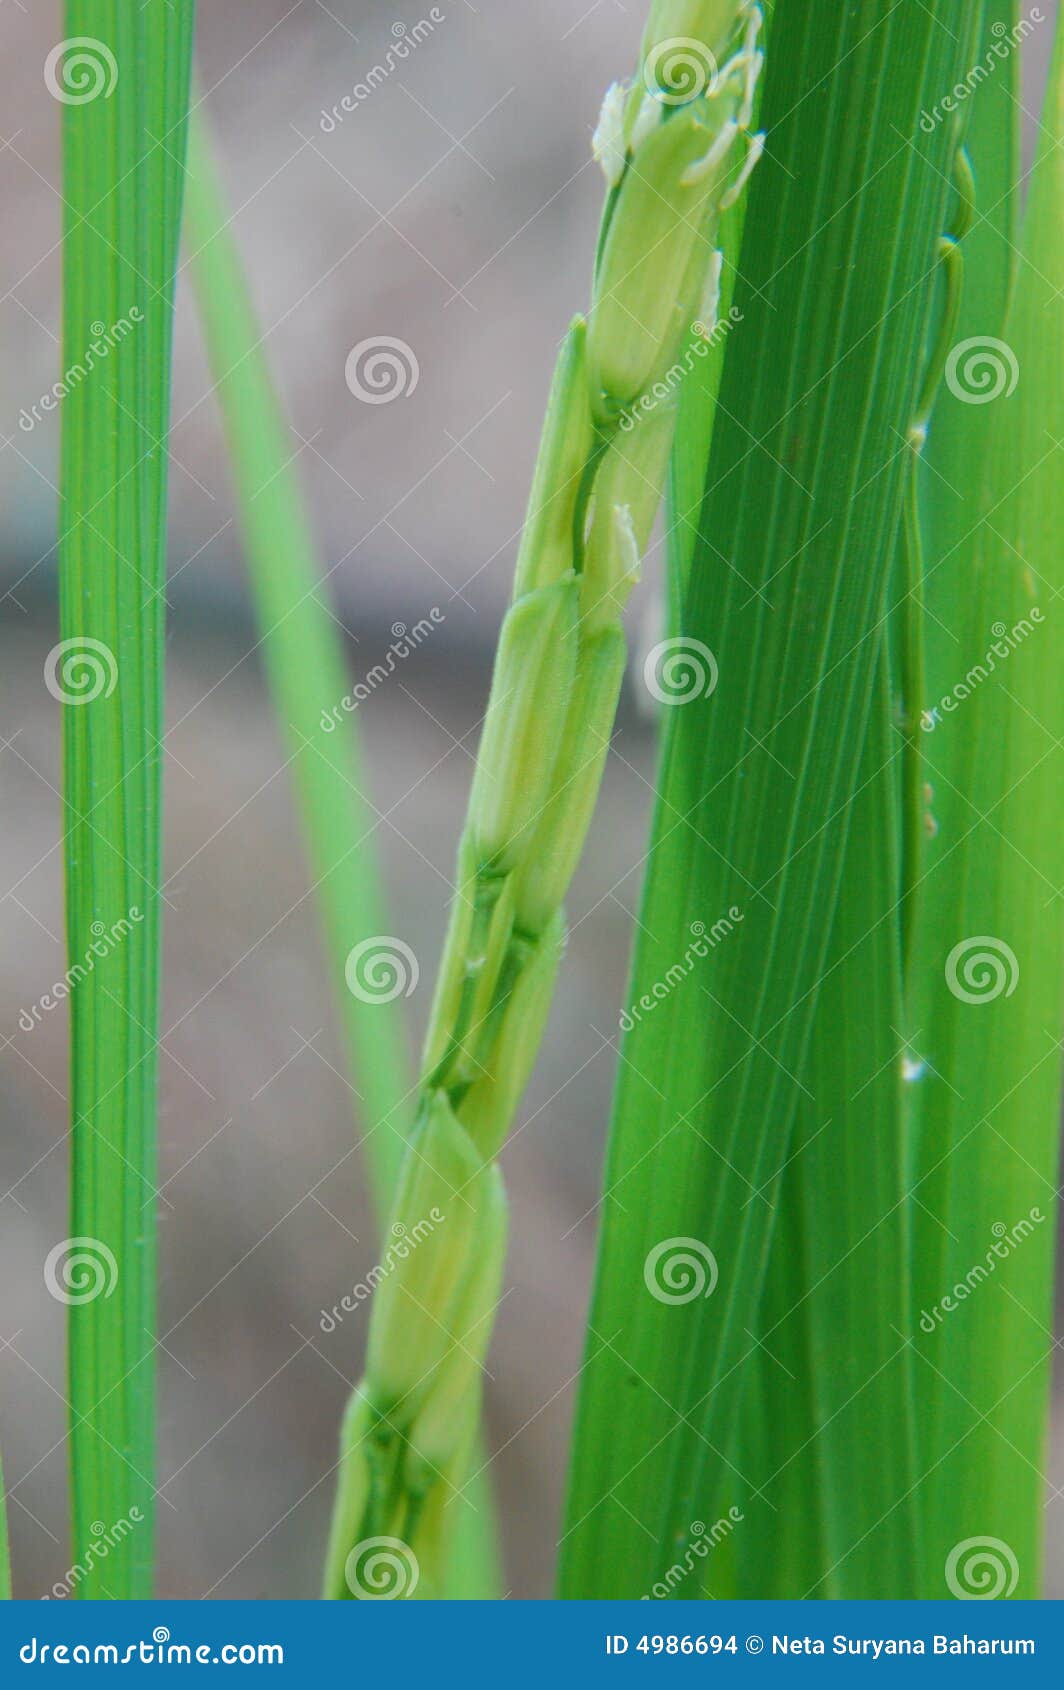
(561, 0, 983, 1599)
(733, 653, 915, 1598)
(59, 2, 195, 1598)
(907, 9, 1064, 1598)
(734, 2, 1035, 1603)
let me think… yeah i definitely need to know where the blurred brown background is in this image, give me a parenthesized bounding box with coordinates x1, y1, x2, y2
(1, 0, 1060, 1599)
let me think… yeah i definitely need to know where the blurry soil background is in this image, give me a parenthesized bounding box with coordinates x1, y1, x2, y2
(1, 0, 1061, 1598)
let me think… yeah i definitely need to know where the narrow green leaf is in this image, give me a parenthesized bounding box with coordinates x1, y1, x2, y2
(182, 110, 409, 1212)
(561, 0, 982, 1599)
(59, 1, 194, 1599)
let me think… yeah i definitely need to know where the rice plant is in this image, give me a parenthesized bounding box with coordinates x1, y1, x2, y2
(322, 0, 772, 1602)
(13, 0, 1057, 1605)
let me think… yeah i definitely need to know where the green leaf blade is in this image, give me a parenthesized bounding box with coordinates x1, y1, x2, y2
(60, 0, 195, 1600)
(561, 0, 984, 1599)
(908, 9, 1064, 1597)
